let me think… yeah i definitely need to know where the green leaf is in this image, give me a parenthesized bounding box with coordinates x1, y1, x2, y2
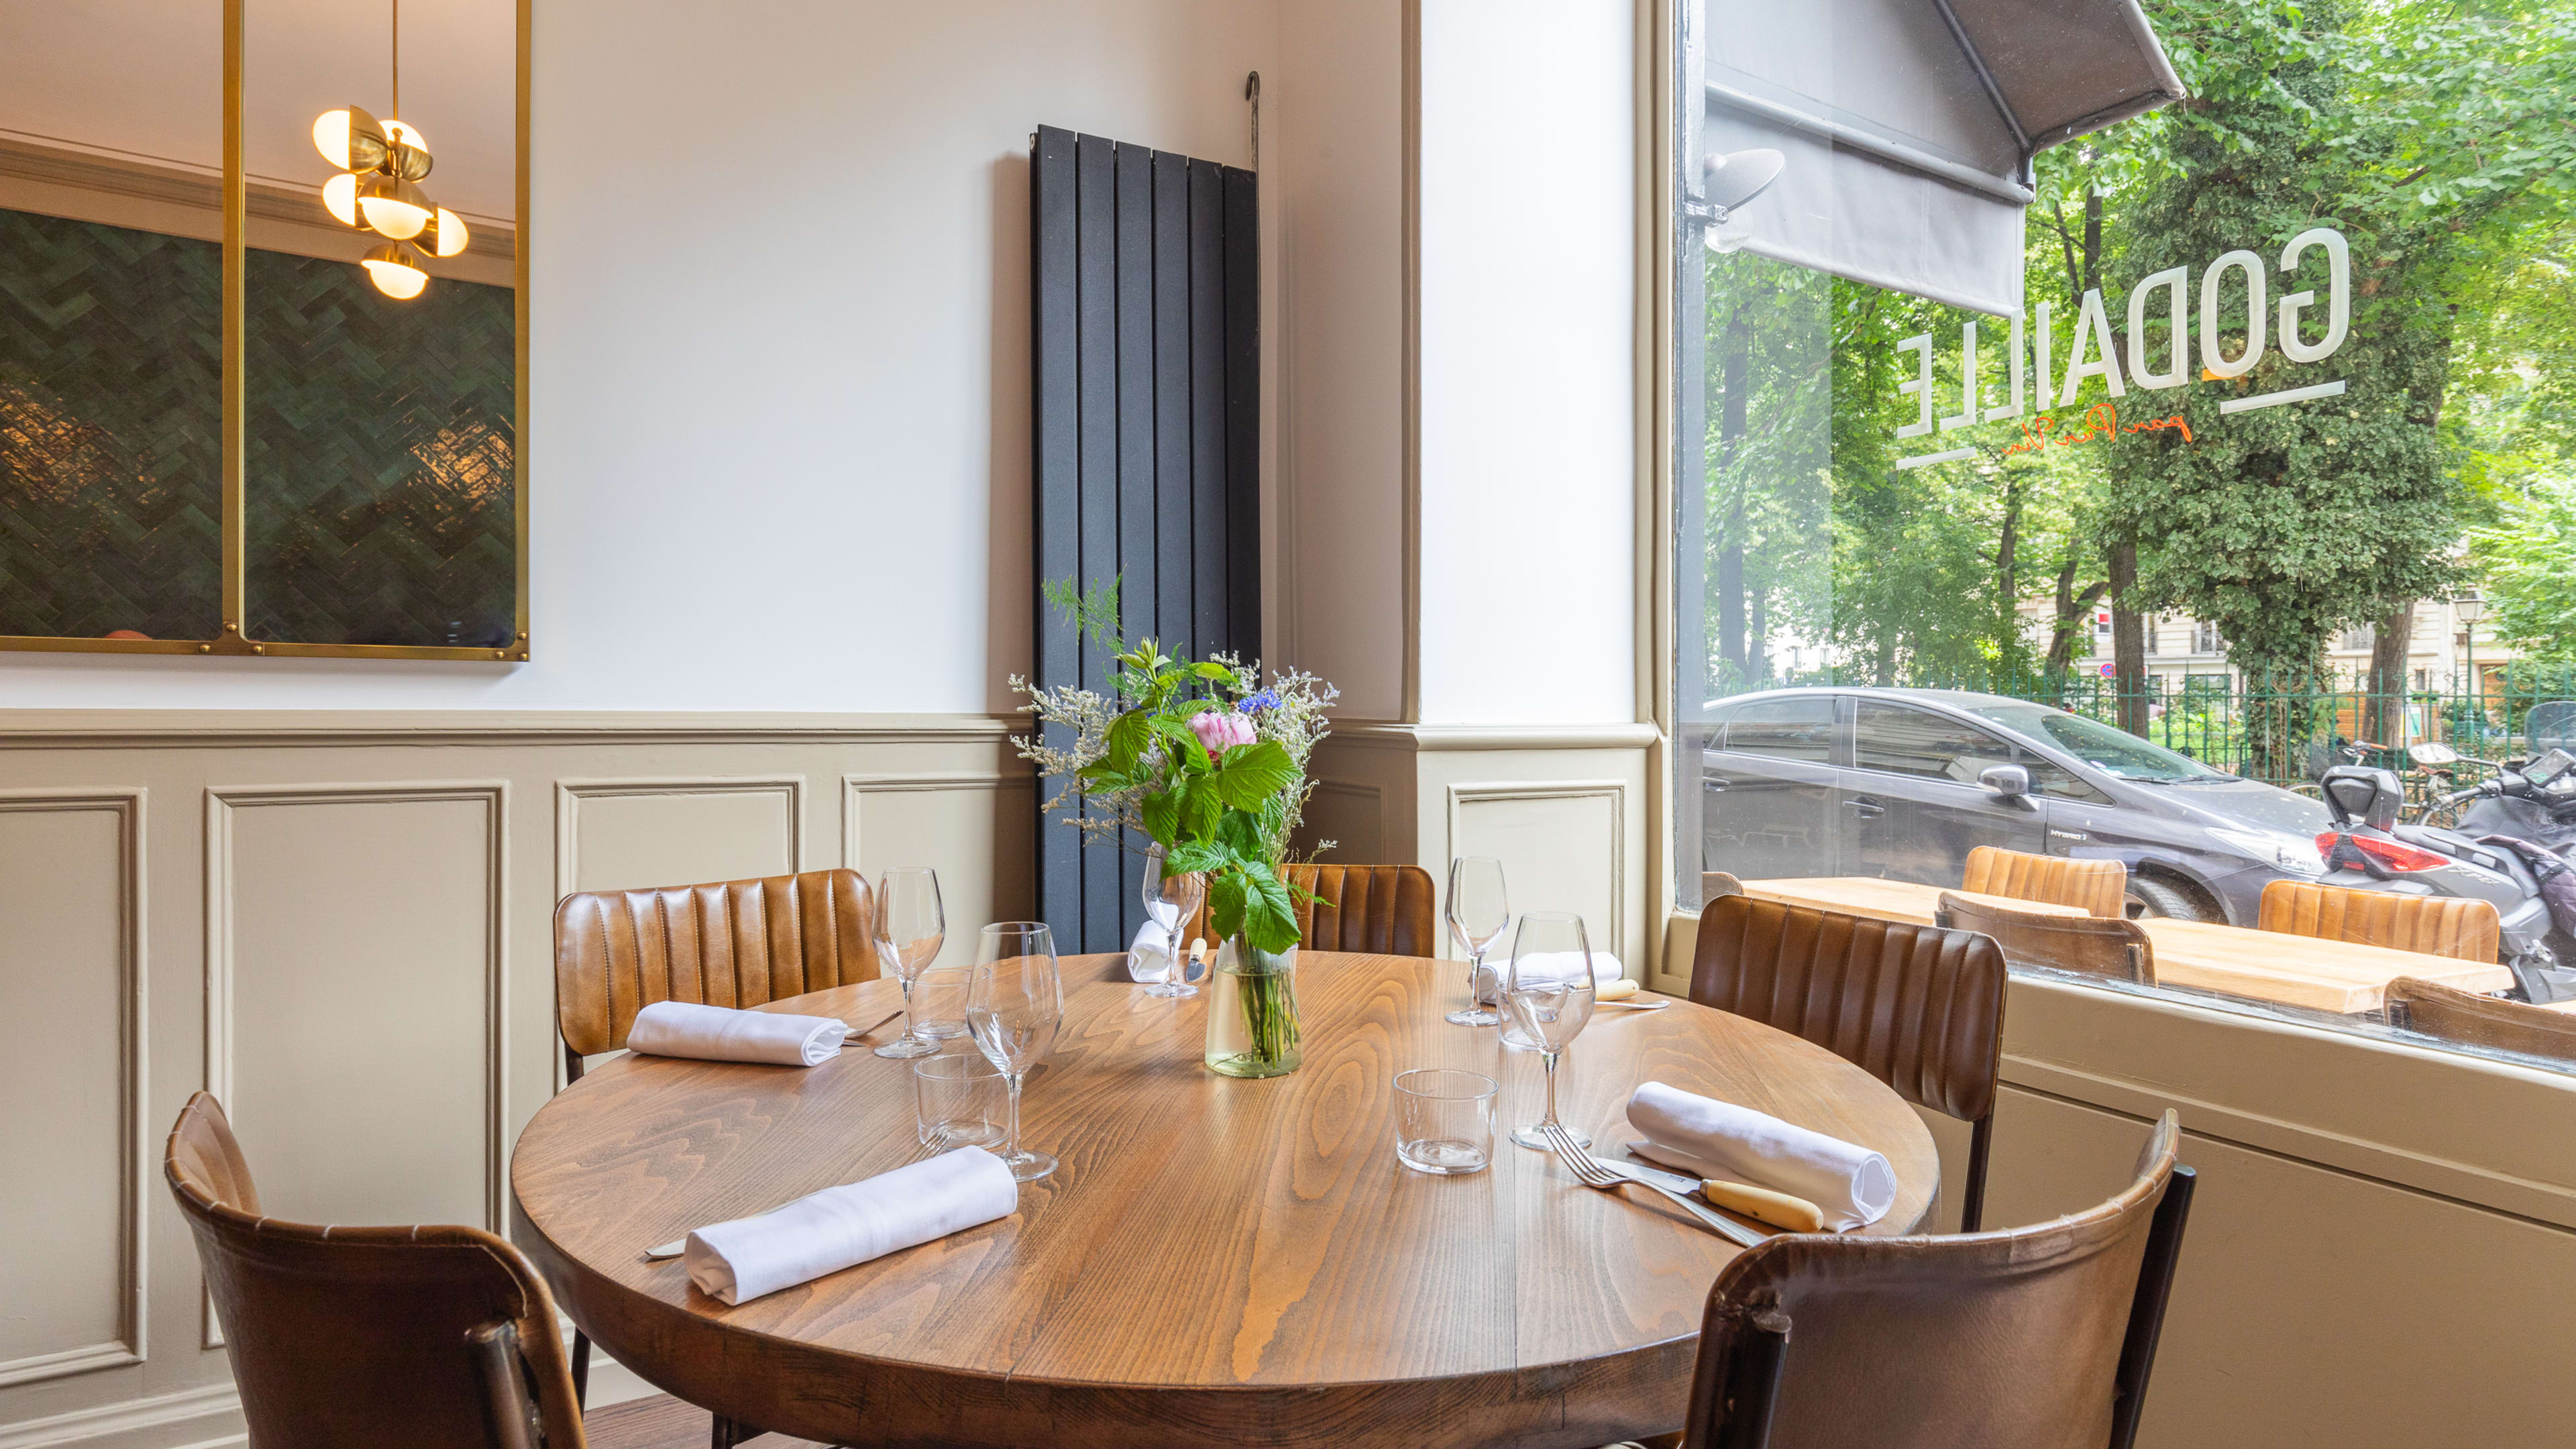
(1191, 661, 1234, 681)
(1106, 709, 1150, 771)
(1076, 760, 1126, 788)
(1181, 784, 1224, 842)
(1214, 810, 1263, 859)
(1206, 870, 1250, 941)
(1139, 790, 1179, 844)
(1163, 841, 1229, 875)
(1238, 865, 1301, 954)
(1216, 741, 1297, 808)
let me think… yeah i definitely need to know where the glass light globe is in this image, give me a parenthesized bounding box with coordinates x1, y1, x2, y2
(311, 105, 388, 172)
(429, 207, 470, 258)
(362, 242, 429, 299)
(358, 177, 431, 240)
(321, 172, 361, 227)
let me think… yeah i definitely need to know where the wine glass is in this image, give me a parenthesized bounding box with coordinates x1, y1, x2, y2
(871, 867, 946, 1060)
(1141, 845, 1207, 999)
(1444, 857, 1510, 1026)
(1503, 912, 1597, 1150)
(967, 922, 1064, 1183)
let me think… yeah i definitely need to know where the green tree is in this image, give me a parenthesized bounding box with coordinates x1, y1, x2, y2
(2471, 479, 2576, 661)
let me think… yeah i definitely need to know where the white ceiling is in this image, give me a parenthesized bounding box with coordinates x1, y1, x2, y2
(0, 0, 514, 223)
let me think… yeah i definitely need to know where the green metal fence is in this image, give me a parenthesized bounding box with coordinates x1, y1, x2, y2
(1980, 664, 2576, 786)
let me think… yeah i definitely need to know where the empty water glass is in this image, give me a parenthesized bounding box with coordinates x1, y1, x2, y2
(910, 965, 974, 1042)
(1393, 1069, 1497, 1175)
(912, 1053, 1006, 1148)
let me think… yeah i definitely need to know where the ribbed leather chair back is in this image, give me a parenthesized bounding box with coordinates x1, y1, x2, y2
(165, 1093, 587, 1449)
(1187, 863, 1439, 957)
(1689, 893, 2005, 1124)
(1962, 845, 2129, 919)
(1682, 1113, 2194, 1449)
(554, 867, 880, 1059)
(2259, 879, 2500, 963)
(2387, 977, 2576, 1064)
(1939, 890, 2156, 985)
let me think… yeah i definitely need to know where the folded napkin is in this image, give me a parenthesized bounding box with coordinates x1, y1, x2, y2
(625, 1000, 850, 1067)
(1625, 1080, 1894, 1230)
(1128, 920, 1177, 982)
(1477, 950, 1625, 1003)
(684, 1146, 1018, 1304)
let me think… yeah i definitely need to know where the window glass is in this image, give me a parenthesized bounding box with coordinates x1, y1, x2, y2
(1721, 696, 1835, 762)
(1668, 0, 2576, 1076)
(1853, 702, 2014, 784)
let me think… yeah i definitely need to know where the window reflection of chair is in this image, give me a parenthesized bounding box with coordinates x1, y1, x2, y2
(1691, 894, 2006, 1230)
(1938, 890, 2154, 985)
(2385, 977, 2576, 1067)
(1961, 844, 2129, 919)
(2258, 880, 2500, 963)
(1701, 870, 1744, 901)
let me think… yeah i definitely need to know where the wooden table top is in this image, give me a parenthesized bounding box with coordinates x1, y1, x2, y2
(509, 951, 1937, 1449)
(1735, 875, 2515, 1014)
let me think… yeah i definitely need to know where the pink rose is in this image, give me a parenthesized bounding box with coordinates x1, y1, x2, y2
(1190, 709, 1257, 760)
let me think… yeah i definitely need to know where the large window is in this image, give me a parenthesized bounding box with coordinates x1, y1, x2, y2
(1672, 0, 2576, 1076)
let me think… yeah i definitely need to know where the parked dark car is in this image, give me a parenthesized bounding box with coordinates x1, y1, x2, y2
(1694, 688, 2334, 923)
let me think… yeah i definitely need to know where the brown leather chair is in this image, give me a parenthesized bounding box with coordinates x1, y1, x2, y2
(553, 867, 882, 1081)
(2259, 879, 2501, 963)
(1690, 894, 2007, 1232)
(165, 1092, 588, 1449)
(553, 865, 879, 1409)
(1680, 1111, 2195, 1449)
(1701, 870, 1746, 902)
(1186, 863, 1438, 956)
(2387, 977, 2576, 1066)
(1939, 890, 2157, 986)
(1962, 844, 2129, 919)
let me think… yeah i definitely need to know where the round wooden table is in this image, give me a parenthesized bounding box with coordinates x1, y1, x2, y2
(510, 952, 1937, 1448)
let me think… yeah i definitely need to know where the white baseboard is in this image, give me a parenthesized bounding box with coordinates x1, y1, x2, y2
(0, 1385, 242, 1449)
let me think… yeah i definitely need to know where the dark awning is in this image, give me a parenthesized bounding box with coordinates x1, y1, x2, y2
(1691, 0, 2183, 315)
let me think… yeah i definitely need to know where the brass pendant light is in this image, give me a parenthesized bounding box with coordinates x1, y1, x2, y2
(312, 0, 467, 297)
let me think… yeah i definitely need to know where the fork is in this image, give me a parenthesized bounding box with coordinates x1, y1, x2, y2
(1540, 1121, 1764, 1249)
(642, 1126, 961, 1261)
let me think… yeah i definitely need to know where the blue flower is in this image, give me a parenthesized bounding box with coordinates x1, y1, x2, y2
(1239, 688, 1283, 714)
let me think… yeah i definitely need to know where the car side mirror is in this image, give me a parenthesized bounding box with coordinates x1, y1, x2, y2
(1980, 764, 2031, 799)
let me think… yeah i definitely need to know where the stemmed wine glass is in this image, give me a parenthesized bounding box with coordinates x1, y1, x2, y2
(1142, 845, 1207, 999)
(967, 922, 1065, 1183)
(1504, 912, 1597, 1149)
(872, 867, 946, 1060)
(1444, 857, 1510, 1026)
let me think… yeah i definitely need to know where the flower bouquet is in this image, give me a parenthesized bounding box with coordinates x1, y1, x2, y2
(1012, 580, 1337, 1077)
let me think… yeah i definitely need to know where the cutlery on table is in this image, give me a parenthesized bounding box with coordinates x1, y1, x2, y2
(1540, 1121, 1766, 1249)
(842, 1006, 905, 1040)
(643, 1126, 959, 1262)
(1592, 998, 1672, 1012)
(1613, 1154, 1823, 1232)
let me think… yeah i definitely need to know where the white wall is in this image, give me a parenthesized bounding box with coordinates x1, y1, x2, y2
(1414, 0, 1635, 725)
(1274, 0, 1407, 721)
(0, 0, 1279, 713)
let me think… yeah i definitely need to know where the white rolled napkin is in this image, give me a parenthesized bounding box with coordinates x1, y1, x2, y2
(1625, 1080, 1894, 1230)
(684, 1146, 1019, 1304)
(1128, 920, 1175, 982)
(625, 1000, 850, 1067)
(1476, 949, 1625, 1002)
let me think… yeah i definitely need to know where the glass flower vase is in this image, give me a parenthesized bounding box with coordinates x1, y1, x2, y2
(1204, 936, 1302, 1078)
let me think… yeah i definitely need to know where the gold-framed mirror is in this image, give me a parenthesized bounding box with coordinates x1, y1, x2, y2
(0, 0, 527, 660)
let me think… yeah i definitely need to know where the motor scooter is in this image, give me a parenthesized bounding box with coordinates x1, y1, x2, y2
(2315, 764, 2576, 1004)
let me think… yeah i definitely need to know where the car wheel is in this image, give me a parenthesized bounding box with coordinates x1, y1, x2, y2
(2126, 876, 2216, 922)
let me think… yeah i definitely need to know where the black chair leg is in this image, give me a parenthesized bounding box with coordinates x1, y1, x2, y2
(570, 1330, 590, 1407)
(1959, 1110, 1995, 1233)
(2107, 1164, 2197, 1449)
(711, 1416, 737, 1448)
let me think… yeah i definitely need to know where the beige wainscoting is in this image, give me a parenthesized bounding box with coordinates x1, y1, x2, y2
(1664, 906, 2576, 1449)
(0, 712, 1031, 1447)
(1308, 722, 1656, 971)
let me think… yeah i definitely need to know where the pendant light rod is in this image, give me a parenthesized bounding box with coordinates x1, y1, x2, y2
(390, 0, 400, 120)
